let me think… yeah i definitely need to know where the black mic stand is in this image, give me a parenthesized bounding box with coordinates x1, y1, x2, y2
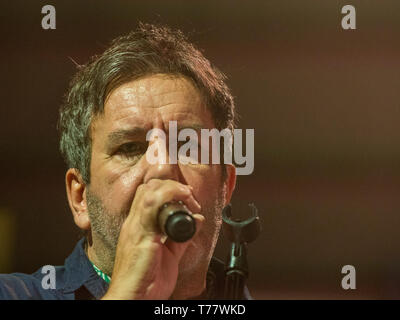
(222, 203, 261, 299)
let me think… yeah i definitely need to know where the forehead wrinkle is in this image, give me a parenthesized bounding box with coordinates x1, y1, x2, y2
(98, 75, 208, 140)
(106, 75, 202, 112)
(105, 98, 202, 127)
(111, 91, 199, 112)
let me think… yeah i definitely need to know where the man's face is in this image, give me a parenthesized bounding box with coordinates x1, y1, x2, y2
(87, 74, 229, 274)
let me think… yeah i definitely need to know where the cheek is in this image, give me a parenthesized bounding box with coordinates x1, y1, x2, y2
(96, 163, 146, 214)
(180, 164, 223, 204)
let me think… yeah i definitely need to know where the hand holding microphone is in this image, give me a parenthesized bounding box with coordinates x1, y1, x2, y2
(104, 179, 204, 300)
(158, 201, 196, 242)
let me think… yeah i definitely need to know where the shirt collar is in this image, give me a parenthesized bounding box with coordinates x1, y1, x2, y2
(63, 238, 109, 299)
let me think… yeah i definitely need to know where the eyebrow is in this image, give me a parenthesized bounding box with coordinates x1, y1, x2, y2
(106, 127, 147, 147)
(106, 123, 206, 147)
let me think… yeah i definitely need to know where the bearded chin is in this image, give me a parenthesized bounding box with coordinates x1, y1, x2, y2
(86, 188, 128, 273)
(86, 187, 225, 278)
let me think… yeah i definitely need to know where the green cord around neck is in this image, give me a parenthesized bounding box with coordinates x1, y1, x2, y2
(90, 261, 111, 284)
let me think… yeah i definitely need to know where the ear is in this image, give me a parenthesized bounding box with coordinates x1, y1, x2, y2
(65, 168, 90, 231)
(223, 164, 236, 205)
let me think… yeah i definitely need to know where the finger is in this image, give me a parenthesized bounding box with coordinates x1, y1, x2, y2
(164, 213, 205, 260)
(135, 181, 201, 234)
(153, 181, 201, 214)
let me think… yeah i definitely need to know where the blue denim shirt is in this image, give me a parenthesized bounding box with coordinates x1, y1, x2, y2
(0, 238, 108, 299)
(0, 238, 252, 300)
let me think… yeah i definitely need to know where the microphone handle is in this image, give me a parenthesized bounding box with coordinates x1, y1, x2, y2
(158, 201, 196, 243)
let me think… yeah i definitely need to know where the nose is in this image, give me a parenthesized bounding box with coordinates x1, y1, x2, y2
(143, 162, 181, 183)
(142, 135, 182, 183)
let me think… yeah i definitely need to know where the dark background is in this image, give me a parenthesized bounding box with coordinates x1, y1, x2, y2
(0, 0, 399, 299)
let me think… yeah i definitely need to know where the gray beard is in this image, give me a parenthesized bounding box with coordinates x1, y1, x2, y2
(86, 186, 225, 277)
(86, 188, 127, 274)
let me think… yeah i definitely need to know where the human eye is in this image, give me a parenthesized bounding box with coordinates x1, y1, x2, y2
(115, 142, 147, 160)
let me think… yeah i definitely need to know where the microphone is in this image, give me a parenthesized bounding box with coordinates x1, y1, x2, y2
(158, 201, 196, 242)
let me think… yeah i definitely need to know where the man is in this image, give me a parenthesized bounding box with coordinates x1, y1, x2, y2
(0, 23, 250, 299)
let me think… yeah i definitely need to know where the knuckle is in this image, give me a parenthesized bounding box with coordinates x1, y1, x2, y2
(143, 193, 155, 207)
(147, 179, 161, 188)
(137, 180, 192, 209)
(136, 184, 145, 194)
